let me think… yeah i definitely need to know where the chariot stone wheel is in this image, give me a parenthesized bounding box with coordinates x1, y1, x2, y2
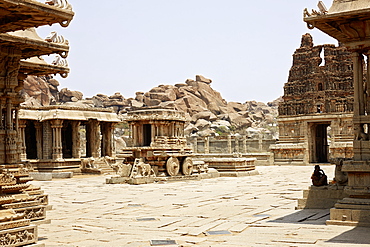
(182, 157, 193, 175)
(166, 157, 180, 176)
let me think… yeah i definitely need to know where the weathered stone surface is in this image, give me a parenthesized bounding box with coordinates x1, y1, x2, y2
(195, 119, 211, 130)
(135, 91, 145, 102)
(144, 97, 161, 106)
(228, 113, 253, 128)
(196, 74, 212, 84)
(23, 75, 59, 106)
(192, 111, 217, 122)
(59, 88, 83, 103)
(130, 99, 144, 108)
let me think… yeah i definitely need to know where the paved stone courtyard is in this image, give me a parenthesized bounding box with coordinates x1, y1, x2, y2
(32, 166, 370, 246)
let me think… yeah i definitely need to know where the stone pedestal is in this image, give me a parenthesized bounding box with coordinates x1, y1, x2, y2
(327, 160, 370, 226)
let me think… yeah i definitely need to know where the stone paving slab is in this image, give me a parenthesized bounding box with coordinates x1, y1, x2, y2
(31, 165, 370, 246)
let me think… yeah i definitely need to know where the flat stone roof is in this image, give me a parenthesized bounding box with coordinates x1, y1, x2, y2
(20, 106, 120, 122)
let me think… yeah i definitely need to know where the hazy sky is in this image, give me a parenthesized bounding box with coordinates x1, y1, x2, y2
(38, 0, 336, 103)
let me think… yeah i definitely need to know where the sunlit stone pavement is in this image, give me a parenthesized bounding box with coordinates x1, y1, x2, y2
(32, 165, 370, 246)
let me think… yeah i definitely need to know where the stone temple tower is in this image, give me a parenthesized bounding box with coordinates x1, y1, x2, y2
(271, 33, 354, 166)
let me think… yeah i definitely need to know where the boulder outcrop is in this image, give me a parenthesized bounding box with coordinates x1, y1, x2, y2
(21, 74, 279, 138)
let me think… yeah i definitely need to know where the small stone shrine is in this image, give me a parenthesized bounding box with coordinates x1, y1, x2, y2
(0, 0, 74, 245)
(271, 33, 354, 165)
(108, 108, 216, 184)
(304, 0, 370, 226)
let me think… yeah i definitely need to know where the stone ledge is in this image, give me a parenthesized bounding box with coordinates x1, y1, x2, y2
(29, 172, 73, 181)
(29, 173, 52, 181)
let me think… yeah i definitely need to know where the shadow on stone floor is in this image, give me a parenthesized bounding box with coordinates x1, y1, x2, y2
(325, 226, 370, 245)
(268, 208, 330, 225)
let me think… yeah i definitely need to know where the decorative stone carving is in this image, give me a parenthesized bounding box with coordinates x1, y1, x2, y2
(51, 55, 69, 68)
(45, 0, 73, 10)
(45, 31, 69, 45)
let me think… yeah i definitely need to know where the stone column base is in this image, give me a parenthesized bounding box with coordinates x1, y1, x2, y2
(327, 197, 370, 226)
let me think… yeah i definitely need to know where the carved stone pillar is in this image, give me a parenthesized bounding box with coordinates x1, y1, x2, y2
(71, 121, 81, 158)
(193, 137, 198, 153)
(34, 122, 43, 160)
(131, 123, 137, 147)
(87, 119, 100, 158)
(204, 136, 210, 154)
(101, 122, 114, 157)
(259, 133, 263, 152)
(18, 120, 27, 160)
(235, 138, 239, 153)
(352, 52, 363, 117)
(0, 98, 4, 130)
(227, 135, 232, 154)
(366, 52, 370, 113)
(150, 122, 155, 145)
(243, 136, 247, 153)
(51, 119, 63, 160)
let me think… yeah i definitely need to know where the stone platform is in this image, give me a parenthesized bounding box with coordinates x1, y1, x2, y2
(193, 157, 257, 177)
(297, 185, 348, 209)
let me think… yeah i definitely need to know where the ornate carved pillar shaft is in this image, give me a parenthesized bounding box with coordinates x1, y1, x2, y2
(71, 121, 81, 158)
(352, 52, 362, 117)
(0, 99, 4, 130)
(227, 135, 232, 154)
(101, 122, 114, 157)
(34, 122, 43, 159)
(204, 136, 209, 154)
(151, 124, 155, 144)
(243, 136, 247, 153)
(18, 120, 27, 160)
(87, 119, 100, 158)
(6, 98, 12, 130)
(51, 120, 63, 160)
(193, 138, 198, 153)
(366, 52, 370, 113)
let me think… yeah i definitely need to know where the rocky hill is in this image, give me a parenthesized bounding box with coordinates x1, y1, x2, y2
(21, 75, 281, 138)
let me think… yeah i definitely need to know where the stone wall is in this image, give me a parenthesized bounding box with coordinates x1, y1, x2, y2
(188, 136, 276, 154)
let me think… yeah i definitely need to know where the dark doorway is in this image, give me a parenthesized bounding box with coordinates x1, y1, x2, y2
(62, 121, 73, 158)
(312, 123, 330, 163)
(143, 124, 152, 147)
(25, 121, 37, 159)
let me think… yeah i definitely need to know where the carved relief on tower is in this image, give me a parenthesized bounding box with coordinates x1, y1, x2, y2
(279, 34, 354, 117)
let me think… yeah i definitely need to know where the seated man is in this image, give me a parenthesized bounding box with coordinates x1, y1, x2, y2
(311, 165, 328, 186)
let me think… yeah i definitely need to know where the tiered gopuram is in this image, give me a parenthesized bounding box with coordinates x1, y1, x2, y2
(0, 0, 74, 245)
(304, 0, 370, 226)
(271, 33, 354, 165)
